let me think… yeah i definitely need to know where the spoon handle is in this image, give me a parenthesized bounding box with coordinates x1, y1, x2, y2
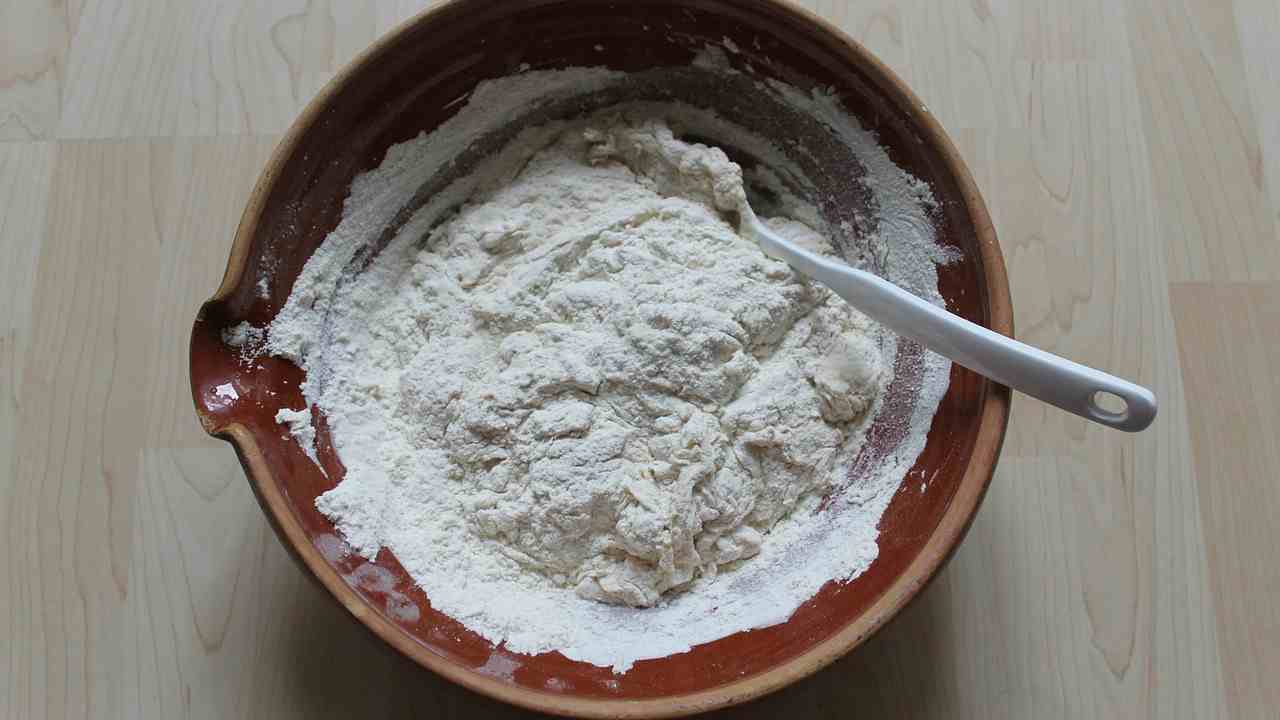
(752, 226, 1157, 432)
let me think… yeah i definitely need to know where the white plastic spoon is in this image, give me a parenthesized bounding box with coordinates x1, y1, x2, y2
(738, 204, 1157, 432)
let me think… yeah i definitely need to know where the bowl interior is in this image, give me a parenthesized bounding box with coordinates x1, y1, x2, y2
(191, 0, 1003, 709)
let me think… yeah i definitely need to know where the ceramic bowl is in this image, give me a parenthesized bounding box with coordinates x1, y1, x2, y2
(190, 0, 1011, 716)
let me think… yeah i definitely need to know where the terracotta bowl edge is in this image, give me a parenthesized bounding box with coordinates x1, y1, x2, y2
(189, 0, 1013, 715)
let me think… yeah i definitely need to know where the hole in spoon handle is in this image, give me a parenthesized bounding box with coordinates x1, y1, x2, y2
(1083, 384, 1157, 432)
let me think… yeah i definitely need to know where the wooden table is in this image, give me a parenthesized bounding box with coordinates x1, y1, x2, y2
(3, 1, 1276, 717)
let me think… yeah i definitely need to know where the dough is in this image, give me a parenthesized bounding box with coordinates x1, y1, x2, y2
(361, 111, 888, 606)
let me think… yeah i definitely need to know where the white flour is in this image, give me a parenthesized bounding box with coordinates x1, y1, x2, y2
(222, 321, 264, 348)
(222, 320, 265, 363)
(265, 60, 951, 672)
(275, 407, 321, 468)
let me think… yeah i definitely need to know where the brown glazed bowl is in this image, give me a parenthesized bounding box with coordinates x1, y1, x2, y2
(190, 0, 1010, 716)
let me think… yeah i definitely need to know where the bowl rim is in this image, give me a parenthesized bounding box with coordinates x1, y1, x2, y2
(194, 0, 1012, 716)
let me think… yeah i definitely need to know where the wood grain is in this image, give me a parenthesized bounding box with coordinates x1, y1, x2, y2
(1171, 284, 1280, 720)
(949, 60, 1227, 717)
(0, 2, 73, 139)
(1125, 0, 1279, 282)
(1233, 0, 1280, 241)
(2, 0, 1277, 717)
(0, 143, 54, 476)
(55, 0, 429, 139)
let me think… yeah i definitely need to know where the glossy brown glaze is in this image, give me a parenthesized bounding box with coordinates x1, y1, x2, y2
(190, 0, 1010, 716)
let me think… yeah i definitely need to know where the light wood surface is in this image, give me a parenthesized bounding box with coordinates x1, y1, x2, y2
(1, 1, 1274, 717)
